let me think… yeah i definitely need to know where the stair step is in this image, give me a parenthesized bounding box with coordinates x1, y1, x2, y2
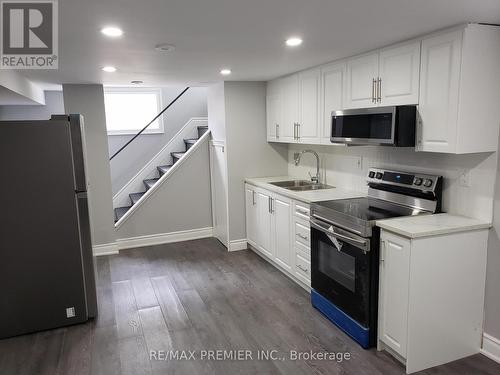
(157, 165, 173, 176)
(197, 126, 208, 138)
(129, 192, 145, 205)
(114, 206, 131, 222)
(171, 152, 185, 164)
(184, 138, 197, 150)
(143, 178, 159, 190)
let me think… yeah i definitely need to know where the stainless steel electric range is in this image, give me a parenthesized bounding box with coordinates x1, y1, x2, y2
(309, 168, 443, 348)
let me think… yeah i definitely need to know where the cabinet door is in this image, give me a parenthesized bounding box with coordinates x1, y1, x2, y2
(320, 61, 345, 143)
(345, 53, 379, 109)
(266, 80, 282, 142)
(256, 191, 274, 259)
(417, 30, 462, 153)
(273, 195, 292, 271)
(298, 69, 320, 144)
(281, 75, 299, 142)
(245, 185, 258, 246)
(379, 42, 421, 106)
(379, 231, 411, 358)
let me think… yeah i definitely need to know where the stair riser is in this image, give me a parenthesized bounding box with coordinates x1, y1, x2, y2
(197, 127, 208, 138)
(172, 156, 180, 164)
(184, 141, 195, 150)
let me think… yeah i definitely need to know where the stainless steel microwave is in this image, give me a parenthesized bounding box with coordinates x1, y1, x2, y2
(331, 105, 416, 146)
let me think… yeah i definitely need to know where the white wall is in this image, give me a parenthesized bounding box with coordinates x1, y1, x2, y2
(288, 144, 497, 222)
(63, 84, 116, 247)
(115, 139, 212, 238)
(224, 82, 288, 242)
(0, 71, 45, 105)
(485, 148, 500, 339)
(0, 91, 64, 120)
(107, 87, 207, 194)
(207, 83, 226, 141)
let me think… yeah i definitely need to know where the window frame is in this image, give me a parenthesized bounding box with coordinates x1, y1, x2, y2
(104, 87, 164, 136)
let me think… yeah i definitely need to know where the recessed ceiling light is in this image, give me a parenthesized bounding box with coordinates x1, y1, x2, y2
(102, 66, 117, 72)
(286, 37, 303, 47)
(220, 69, 231, 75)
(131, 80, 143, 84)
(155, 43, 175, 52)
(101, 27, 123, 37)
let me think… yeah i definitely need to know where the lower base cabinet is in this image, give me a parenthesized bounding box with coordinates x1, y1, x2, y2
(245, 183, 311, 289)
(378, 228, 488, 373)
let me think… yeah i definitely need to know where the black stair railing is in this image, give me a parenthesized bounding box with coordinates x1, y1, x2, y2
(109, 87, 190, 161)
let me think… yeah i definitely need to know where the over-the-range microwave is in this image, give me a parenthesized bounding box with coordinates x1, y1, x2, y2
(331, 105, 416, 146)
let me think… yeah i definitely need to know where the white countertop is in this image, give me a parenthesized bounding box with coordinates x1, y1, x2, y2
(245, 176, 365, 203)
(376, 213, 492, 239)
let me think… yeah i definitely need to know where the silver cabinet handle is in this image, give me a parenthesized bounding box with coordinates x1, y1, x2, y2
(297, 233, 309, 241)
(297, 123, 300, 141)
(372, 78, 376, 103)
(276, 124, 279, 139)
(268, 196, 271, 213)
(293, 123, 296, 140)
(380, 240, 386, 263)
(296, 209, 309, 216)
(377, 78, 382, 102)
(252, 190, 255, 206)
(297, 264, 309, 273)
(268, 197, 274, 213)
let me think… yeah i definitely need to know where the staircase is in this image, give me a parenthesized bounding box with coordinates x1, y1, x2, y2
(114, 125, 209, 222)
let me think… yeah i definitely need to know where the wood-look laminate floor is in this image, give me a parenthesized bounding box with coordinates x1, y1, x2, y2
(1, 238, 499, 375)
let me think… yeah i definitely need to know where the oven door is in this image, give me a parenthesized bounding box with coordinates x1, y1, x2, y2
(310, 217, 372, 327)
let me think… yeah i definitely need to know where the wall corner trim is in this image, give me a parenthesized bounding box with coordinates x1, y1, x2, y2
(116, 227, 214, 251)
(481, 333, 500, 364)
(93, 242, 119, 256)
(228, 239, 248, 252)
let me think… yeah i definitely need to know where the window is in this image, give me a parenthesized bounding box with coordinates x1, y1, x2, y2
(104, 88, 163, 135)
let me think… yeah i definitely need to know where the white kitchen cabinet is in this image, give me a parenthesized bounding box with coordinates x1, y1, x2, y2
(378, 231, 411, 358)
(281, 75, 299, 142)
(345, 42, 420, 109)
(298, 69, 321, 144)
(273, 195, 293, 271)
(345, 52, 379, 109)
(255, 190, 274, 259)
(417, 24, 500, 153)
(245, 184, 310, 289)
(379, 42, 421, 106)
(320, 61, 345, 144)
(378, 228, 488, 373)
(245, 186, 258, 246)
(266, 81, 282, 142)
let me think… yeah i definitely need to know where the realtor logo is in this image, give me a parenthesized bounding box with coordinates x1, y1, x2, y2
(1, 0, 58, 69)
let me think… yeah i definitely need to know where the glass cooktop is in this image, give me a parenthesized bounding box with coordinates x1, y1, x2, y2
(315, 197, 422, 222)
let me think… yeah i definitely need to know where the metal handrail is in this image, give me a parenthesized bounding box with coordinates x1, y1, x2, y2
(109, 87, 190, 161)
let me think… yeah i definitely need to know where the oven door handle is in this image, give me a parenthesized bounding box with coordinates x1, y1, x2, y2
(310, 218, 370, 251)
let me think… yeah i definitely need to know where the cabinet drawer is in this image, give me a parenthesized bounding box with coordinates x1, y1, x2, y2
(295, 242, 310, 260)
(295, 253, 311, 282)
(294, 202, 310, 220)
(295, 221, 310, 247)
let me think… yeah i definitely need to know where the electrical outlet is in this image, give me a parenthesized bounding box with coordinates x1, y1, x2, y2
(459, 169, 472, 187)
(356, 156, 363, 170)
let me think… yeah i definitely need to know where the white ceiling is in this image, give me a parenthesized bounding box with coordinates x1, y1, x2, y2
(19, 0, 500, 88)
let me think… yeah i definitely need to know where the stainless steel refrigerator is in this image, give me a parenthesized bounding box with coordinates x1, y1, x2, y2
(0, 114, 98, 339)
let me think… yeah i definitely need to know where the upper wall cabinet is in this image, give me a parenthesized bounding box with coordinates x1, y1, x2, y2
(320, 61, 346, 144)
(266, 69, 321, 144)
(344, 41, 421, 109)
(417, 24, 500, 154)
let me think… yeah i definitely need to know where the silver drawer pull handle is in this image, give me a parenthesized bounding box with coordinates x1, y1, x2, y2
(296, 209, 309, 216)
(297, 233, 309, 241)
(297, 264, 309, 273)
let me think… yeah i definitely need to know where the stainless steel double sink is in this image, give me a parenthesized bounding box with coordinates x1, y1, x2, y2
(270, 180, 334, 191)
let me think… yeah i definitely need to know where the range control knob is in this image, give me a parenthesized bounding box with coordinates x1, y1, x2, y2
(423, 179, 433, 188)
(375, 172, 383, 179)
(368, 171, 375, 178)
(414, 177, 423, 186)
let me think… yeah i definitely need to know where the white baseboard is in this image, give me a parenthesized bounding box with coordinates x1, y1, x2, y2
(228, 239, 248, 252)
(481, 333, 500, 364)
(93, 242, 119, 256)
(116, 227, 214, 251)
